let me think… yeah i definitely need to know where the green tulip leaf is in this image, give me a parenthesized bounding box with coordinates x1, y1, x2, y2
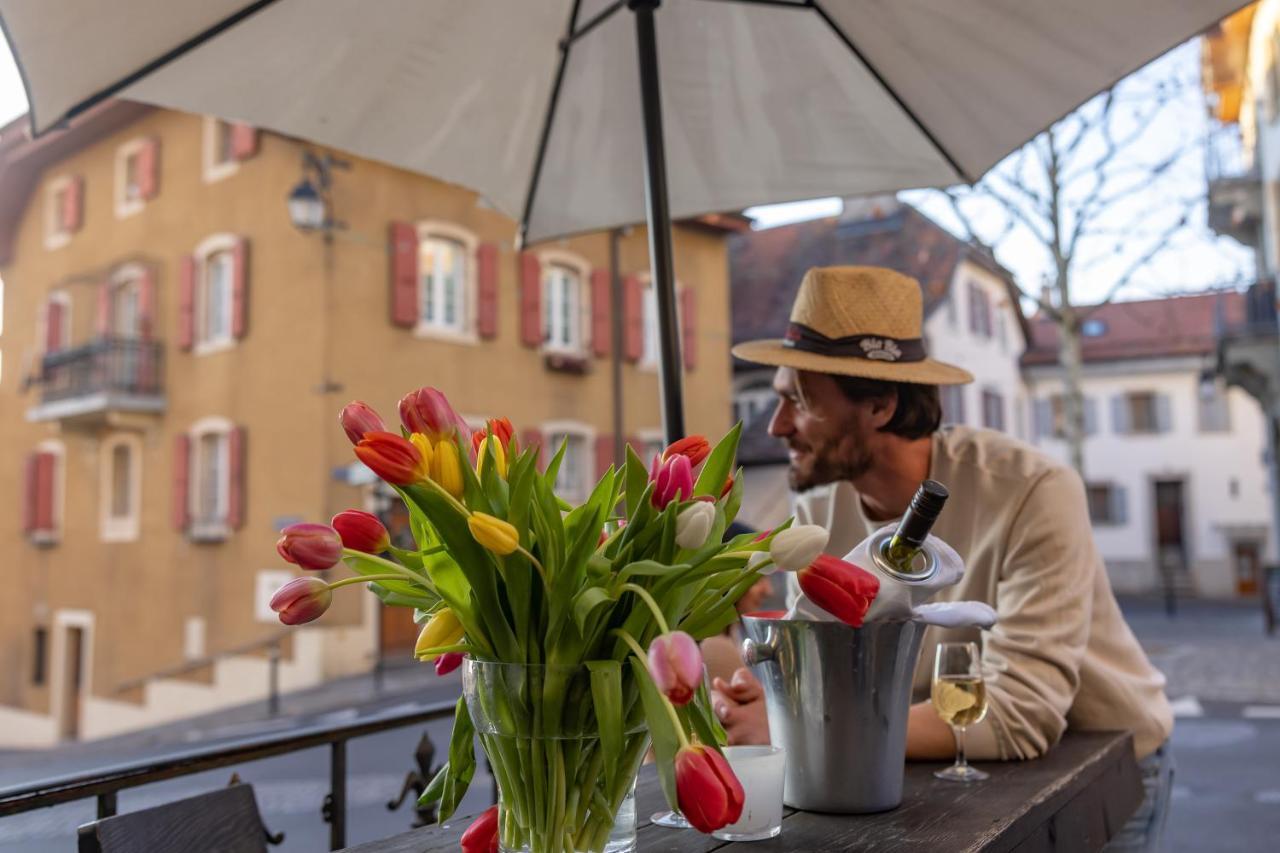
(573, 586, 616, 637)
(629, 656, 680, 810)
(722, 465, 745, 526)
(693, 421, 741, 498)
(438, 696, 476, 822)
(587, 660, 625, 793)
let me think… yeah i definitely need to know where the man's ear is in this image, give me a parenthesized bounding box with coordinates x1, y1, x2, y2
(865, 389, 899, 430)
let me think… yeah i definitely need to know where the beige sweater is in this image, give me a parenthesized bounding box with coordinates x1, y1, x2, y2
(786, 426, 1173, 760)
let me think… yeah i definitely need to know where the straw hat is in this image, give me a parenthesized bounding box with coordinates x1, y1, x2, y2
(732, 266, 973, 385)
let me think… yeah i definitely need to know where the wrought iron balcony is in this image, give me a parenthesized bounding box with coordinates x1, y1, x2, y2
(1205, 123, 1262, 246)
(25, 336, 165, 424)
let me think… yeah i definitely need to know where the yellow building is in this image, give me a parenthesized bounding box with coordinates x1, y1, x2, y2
(0, 101, 739, 746)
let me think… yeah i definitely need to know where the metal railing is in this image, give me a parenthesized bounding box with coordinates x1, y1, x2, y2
(0, 701, 456, 850)
(1205, 121, 1254, 184)
(33, 336, 164, 403)
(112, 633, 290, 716)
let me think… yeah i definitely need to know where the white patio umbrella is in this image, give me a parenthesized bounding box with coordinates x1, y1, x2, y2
(0, 0, 1248, 441)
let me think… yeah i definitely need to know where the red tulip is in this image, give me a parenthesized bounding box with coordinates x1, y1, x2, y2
(270, 577, 333, 625)
(720, 474, 735, 499)
(649, 453, 693, 509)
(648, 631, 702, 706)
(434, 652, 465, 676)
(354, 432, 430, 485)
(675, 745, 744, 833)
(663, 435, 711, 467)
(276, 523, 343, 571)
(471, 417, 516, 455)
(797, 554, 880, 627)
(339, 401, 386, 446)
(460, 805, 499, 853)
(331, 510, 390, 554)
(398, 386, 470, 441)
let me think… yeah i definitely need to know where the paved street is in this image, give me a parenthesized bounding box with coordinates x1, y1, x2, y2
(2, 597, 1277, 851)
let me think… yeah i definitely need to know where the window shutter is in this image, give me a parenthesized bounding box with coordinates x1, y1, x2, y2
(519, 251, 542, 347)
(62, 175, 83, 232)
(476, 242, 500, 339)
(389, 222, 419, 329)
(172, 434, 190, 531)
(138, 138, 160, 200)
(521, 428, 544, 467)
(1083, 396, 1098, 437)
(33, 453, 55, 533)
(228, 427, 246, 529)
(22, 453, 38, 534)
(137, 267, 156, 340)
(96, 279, 112, 337)
(595, 433, 616, 477)
(1110, 484, 1128, 526)
(229, 123, 259, 161)
(1155, 394, 1173, 433)
(680, 287, 697, 371)
(231, 237, 250, 339)
(1033, 398, 1051, 439)
(178, 255, 196, 351)
(44, 300, 64, 353)
(623, 275, 644, 362)
(1111, 395, 1130, 435)
(590, 269, 611, 358)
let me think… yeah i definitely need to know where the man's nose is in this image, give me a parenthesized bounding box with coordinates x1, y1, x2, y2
(767, 400, 792, 438)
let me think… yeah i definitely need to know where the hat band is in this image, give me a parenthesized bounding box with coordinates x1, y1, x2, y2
(783, 322, 926, 363)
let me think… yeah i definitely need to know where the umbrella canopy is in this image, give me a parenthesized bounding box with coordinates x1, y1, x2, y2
(0, 0, 1248, 437)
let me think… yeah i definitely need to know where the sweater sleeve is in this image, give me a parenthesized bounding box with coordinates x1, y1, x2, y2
(965, 466, 1095, 760)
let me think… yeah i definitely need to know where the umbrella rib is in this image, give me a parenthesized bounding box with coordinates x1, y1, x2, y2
(519, 0, 587, 248)
(563, 0, 627, 49)
(48, 0, 285, 134)
(809, 0, 970, 183)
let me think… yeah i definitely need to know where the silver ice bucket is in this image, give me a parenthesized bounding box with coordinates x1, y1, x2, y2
(741, 616, 926, 813)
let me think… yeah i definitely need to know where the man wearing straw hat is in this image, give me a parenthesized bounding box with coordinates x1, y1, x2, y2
(719, 266, 1174, 849)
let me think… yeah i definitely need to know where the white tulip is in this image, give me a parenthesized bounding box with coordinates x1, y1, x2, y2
(747, 550, 775, 575)
(769, 524, 829, 572)
(675, 501, 716, 550)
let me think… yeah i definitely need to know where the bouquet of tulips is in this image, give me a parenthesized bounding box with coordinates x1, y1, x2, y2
(269, 386, 868, 853)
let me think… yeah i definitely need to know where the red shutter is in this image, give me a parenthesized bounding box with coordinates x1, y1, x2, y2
(173, 434, 190, 531)
(61, 175, 83, 232)
(590, 269, 611, 358)
(22, 453, 38, 534)
(680, 287, 697, 371)
(44, 300, 64, 353)
(138, 138, 160, 200)
(230, 123, 259, 160)
(519, 252, 542, 347)
(389, 222, 418, 328)
(623, 275, 644, 362)
(595, 433, 615, 477)
(178, 255, 196, 350)
(33, 453, 55, 533)
(476, 242, 499, 339)
(137, 268, 156, 340)
(96, 279, 112, 337)
(231, 237, 249, 339)
(228, 427, 246, 529)
(521, 428, 544, 467)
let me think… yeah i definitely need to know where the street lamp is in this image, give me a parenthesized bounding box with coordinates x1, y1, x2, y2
(286, 150, 349, 234)
(287, 177, 326, 231)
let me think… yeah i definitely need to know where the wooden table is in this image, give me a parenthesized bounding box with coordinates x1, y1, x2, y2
(340, 731, 1143, 852)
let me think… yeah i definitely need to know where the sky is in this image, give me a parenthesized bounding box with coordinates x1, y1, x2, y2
(0, 33, 1256, 311)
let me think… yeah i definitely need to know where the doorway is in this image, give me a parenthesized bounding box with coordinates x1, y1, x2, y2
(60, 626, 85, 740)
(1152, 479, 1189, 610)
(1233, 540, 1262, 597)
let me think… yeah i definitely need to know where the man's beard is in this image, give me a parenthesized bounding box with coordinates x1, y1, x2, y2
(787, 436, 873, 492)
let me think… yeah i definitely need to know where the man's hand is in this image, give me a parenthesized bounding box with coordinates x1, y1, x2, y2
(711, 668, 771, 745)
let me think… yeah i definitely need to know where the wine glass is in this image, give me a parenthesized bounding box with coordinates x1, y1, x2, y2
(931, 641, 989, 782)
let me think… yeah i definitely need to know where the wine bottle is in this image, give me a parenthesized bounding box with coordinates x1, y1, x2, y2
(880, 479, 949, 572)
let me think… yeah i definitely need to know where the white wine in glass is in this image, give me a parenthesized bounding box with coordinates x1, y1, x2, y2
(932, 642, 990, 782)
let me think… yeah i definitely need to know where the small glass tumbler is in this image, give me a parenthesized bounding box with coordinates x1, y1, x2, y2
(712, 745, 786, 842)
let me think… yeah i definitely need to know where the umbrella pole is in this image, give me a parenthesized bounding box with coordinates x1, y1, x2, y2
(631, 0, 685, 444)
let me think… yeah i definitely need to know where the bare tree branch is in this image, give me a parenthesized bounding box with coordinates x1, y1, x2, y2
(1081, 209, 1193, 314)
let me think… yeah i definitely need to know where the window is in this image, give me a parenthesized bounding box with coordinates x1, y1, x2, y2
(193, 430, 229, 527)
(186, 419, 238, 539)
(1197, 378, 1231, 433)
(203, 117, 238, 182)
(543, 264, 584, 353)
(43, 291, 71, 353)
(419, 234, 468, 335)
(32, 627, 47, 686)
(967, 281, 992, 339)
(940, 385, 966, 425)
(1036, 394, 1098, 439)
(110, 274, 143, 339)
(981, 390, 1005, 431)
(635, 431, 666, 466)
(639, 276, 691, 370)
(1086, 483, 1127, 526)
(114, 137, 156, 218)
(199, 247, 235, 350)
(546, 426, 591, 502)
(1123, 392, 1160, 434)
(101, 434, 141, 542)
(1081, 319, 1108, 337)
(44, 175, 81, 250)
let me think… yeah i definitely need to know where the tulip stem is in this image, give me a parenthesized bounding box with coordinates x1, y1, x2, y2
(620, 583, 670, 635)
(341, 549, 426, 585)
(416, 642, 471, 659)
(423, 475, 472, 518)
(326, 573, 407, 591)
(613, 629, 691, 750)
(517, 546, 549, 585)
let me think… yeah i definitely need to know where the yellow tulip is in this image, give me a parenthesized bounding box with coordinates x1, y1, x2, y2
(468, 512, 520, 556)
(476, 435, 508, 479)
(409, 432, 436, 471)
(432, 440, 465, 498)
(415, 608, 465, 661)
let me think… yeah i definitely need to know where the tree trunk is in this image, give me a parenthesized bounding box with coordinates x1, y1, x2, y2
(1056, 294, 1087, 478)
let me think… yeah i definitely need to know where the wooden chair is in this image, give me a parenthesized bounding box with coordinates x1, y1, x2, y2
(77, 783, 276, 853)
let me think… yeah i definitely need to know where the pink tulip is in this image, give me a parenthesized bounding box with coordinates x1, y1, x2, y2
(649, 453, 693, 509)
(648, 631, 702, 706)
(339, 401, 387, 446)
(331, 510, 390, 554)
(435, 652, 466, 676)
(276, 523, 343, 571)
(398, 387, 470, 441)
(270, 577, 333, 625)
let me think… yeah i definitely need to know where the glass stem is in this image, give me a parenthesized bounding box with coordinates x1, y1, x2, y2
(954, 725, 968, 770)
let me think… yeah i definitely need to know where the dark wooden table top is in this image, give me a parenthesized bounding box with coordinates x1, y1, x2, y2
(340, 730, 1143, 852)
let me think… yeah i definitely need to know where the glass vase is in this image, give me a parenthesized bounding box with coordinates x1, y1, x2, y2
(463, 659, 649, 853)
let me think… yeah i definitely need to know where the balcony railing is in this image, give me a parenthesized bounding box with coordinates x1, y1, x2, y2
(26, 337, 165, 422)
